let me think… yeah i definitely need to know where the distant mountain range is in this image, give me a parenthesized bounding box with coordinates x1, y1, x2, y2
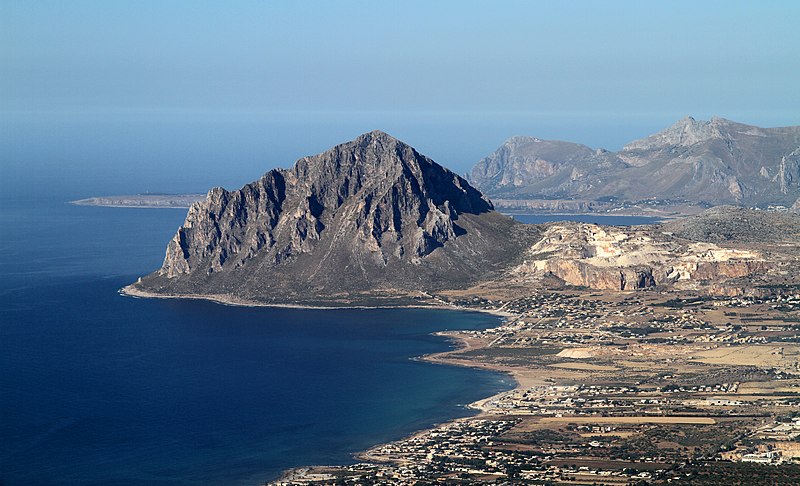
(469, 117, 800, 212)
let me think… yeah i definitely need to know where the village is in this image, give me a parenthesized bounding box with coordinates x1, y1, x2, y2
(274, 290, 800, 484)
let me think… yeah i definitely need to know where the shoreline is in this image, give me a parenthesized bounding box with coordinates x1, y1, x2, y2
(119, 284, 516, 318)
(69, 194, 204, 209)
(272, 321, 524, 484)
(122, 284, 522, 484)
(71, 203, 195, 209)
(272, 321, 526, 484)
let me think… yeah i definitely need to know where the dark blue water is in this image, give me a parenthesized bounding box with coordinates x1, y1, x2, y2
(0, 200, 510, 485)
(509, 213, 661, 226)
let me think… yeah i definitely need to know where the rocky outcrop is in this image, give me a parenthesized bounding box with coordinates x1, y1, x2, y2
(469, 136, 627, 198)
(777, 147, 800, 195)
(622, 116, 725, 151)
(505, 209, 789, 295)
(488, 198, 600, 213)
(133, 131, 539, 305)
(470, 117, 800, 209)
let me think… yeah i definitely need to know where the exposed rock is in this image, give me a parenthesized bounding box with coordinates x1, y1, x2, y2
(129, 135, 800, 306)
(470, 117, 800, 209)
(635, 268, 656, 289)
(133, 131, 539, 305)
(469, 136, 627, 199)
(502, 207, 796, 296)
(622, 116, 723, 151)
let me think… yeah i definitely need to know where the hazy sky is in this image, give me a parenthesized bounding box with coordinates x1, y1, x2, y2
(2, 0, 799, 197)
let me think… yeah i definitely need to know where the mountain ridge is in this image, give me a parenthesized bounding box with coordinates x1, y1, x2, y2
(470, 117, 800, 210)
(131, 131, 538, 306)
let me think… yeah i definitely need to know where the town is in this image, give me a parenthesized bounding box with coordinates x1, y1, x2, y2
(274, 290, 800, 484)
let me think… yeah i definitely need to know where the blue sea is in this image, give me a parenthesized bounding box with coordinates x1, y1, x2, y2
(0, 200, 513, 485)
(0, 196, 662, 485)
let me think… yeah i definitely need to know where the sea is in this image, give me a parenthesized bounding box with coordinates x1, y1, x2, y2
(0, 198, 658, 485)
(0, 199, 515, 485)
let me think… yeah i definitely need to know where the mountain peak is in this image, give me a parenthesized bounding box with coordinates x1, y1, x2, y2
(356, 129, 397, 140)
(471, 117, 800, 209)
(505, 135, 543, 145)
(131, 132, 526, 305)
(623, 116, 723, 151)
(469, 135, 608, 193)
(291, 132, 490, 216)
(349, 130, 405, 148)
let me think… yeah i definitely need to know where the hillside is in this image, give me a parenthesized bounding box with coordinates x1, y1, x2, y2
(470, 117, 800, 212)
(127, 131, 538, 306)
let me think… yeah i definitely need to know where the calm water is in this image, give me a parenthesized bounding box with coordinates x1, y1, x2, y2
(509, 213, 661, 226)
(0, 200, 510, 485)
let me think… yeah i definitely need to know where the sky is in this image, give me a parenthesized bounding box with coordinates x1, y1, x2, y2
(2, 0, 799, 198)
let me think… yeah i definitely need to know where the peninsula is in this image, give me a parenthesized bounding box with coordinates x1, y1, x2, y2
(125, 131, 800, 484)
(71, 193, 205, 208)
(126, 130, 799, 307)
(125, 130, 539, 306)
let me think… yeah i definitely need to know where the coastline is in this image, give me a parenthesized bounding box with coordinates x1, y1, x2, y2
(271, 321, 524, 485)
(271, 322, 526, 484)
(69, 194, 205, 209)
(122, 284, 522, 484)
(71, 203, 195, 209)
(119, 284, 516, 317)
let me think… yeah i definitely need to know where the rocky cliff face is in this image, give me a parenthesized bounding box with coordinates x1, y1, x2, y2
(622, 116, 727, 151)
(470, 117, 800, 209)
(509, 222, 761, 293)
(134, 131, 538, 305)
(469, 136, 627, 198)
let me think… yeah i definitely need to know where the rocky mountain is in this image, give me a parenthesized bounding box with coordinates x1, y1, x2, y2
(470, 117, 800, 211)
(128, 131, 538, 306)
(469, 136, 627, 198)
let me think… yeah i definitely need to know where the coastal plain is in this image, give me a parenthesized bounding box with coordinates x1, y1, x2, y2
(276, 288, 800, 485)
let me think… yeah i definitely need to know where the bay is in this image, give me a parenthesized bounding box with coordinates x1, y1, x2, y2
(0, 201, 510, 485)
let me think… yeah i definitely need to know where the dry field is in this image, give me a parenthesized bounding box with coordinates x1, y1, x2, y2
(539, 416, 717, 425)
(692, 344, 800, 369)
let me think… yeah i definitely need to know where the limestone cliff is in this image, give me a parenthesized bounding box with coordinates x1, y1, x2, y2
(499, 207, 800, 296)
(509, 222, 761, 292)
(132, 131, 538, 305)
(469, 136, 626, 199)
